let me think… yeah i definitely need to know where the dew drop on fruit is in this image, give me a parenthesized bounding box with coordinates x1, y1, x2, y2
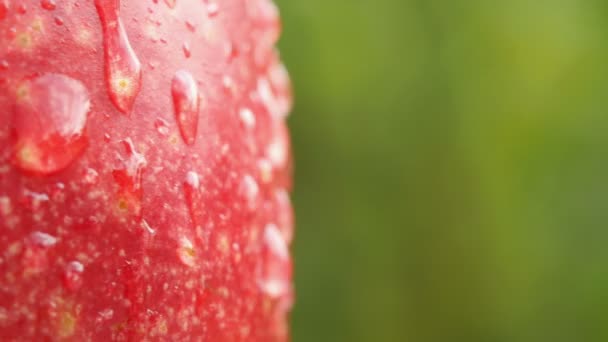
(163, 0, 176, 9)
(82, 167, 99, 185)
(183, 171, 201, 225)
(239, 174, 259, 210)
(12, 74, 90, 175)
(205, 1, 219, 17)
(182, 42, 191, 58)
(258, 223, 292, 298)
(54, 16, 64, 26)
(95, 0, 142, 114)
(17, 4, 26, 14)
(154, 118, 170, 136)
(62, 261, 84, 291)
(239, 107, 256, 130)
(185, 20, 196, 32)
(171, 70, 199, 145)
(0, 60, 8, 70)
(112, 138, 147, 216)
(40, 0, 56, 11)
(29, 231, 58, 247)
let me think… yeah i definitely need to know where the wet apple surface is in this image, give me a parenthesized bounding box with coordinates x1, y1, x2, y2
(0, 0, 293, 340)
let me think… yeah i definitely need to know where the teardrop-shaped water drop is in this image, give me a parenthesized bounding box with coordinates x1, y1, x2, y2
(154, 118, 170, 136)
(171, 70, 199, 145)
(182, 42, 191, 58)
(40, 0, 56, 11)
(258, 223, 292, 298)
(62, 260, 84, 291)
(12, 74, 90, 175)
(95, 0, 142, 114)
(112, 138, 147, 217)
(164, 0, 176, 9)
(183, 171, 201, 225)
(185, 20, 196, 32)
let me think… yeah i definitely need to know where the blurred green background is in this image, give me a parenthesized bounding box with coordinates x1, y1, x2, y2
(275, 1, 608, 341)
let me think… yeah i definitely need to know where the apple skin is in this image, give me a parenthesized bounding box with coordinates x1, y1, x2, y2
(0, 0, 294, 341)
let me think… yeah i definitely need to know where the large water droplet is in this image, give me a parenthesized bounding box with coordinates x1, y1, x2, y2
(95, 0, 142, 114)
(12, 74, 91, 175)
(40, 0, 56, 11)
(112, 138, 147, 216)
(171, 70, 199, 145)
(258, 223, 292, 298)
(62, 261, 84, 291)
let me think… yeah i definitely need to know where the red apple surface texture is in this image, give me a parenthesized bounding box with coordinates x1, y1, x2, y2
(0, 0, 294, 340)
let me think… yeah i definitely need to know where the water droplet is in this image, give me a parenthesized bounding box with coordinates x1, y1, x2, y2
(258, 223, 292, 298)
(17, 4, 26, 14)
(239, 174, 259, 210)
(185, 171, 200, 189)
(163, 0, 176, 9)
(95, 0, 142, 114)
(112, 138, 147, 216)
(185, 20, 196, 32)
(178, 237, 196, 267)
(239, 107, 256, 129)
(222, 75, 235, 93)
(183, 171, 201, 225)
(171, 70, 199, 145)
(29, 231, 58, 247)
(154, 118, 170, 136)
(62, 261, 84, 291)
(11, 74, 91, 175)
(205, 1, 219, 17)
(40, 0, 56, 11)
(82, 167, 99, 185)
(0, 60, 8, 70)
(257, 158, 273, 184)
(103, 133, 111, 143)
(224, 41, 239, 62)
(182, 42, 191, 58)
(54, 17, 64, 26)
(266, 123, 289, 171)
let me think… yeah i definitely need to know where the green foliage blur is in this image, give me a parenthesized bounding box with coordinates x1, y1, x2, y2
(275, 0, 608, 341)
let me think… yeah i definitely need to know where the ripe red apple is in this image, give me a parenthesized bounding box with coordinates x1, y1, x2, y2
(0, 0, 294, 340)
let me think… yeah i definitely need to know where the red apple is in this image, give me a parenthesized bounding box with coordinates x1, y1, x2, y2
(0, 0, 294, 340)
